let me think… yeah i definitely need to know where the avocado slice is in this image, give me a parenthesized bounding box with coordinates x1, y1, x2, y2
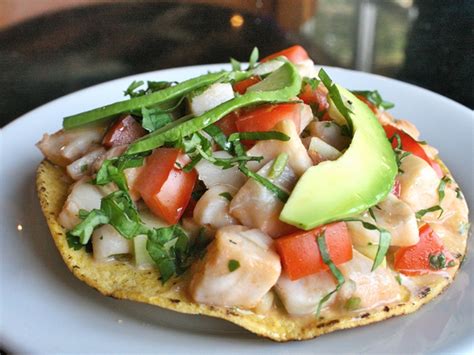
(280, 85, 397, 229)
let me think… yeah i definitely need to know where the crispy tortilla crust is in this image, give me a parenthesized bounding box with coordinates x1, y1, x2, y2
(36, 159, 464, 341)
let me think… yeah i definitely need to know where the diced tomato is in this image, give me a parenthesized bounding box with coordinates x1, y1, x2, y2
(102, 115, 146, 148)
(233, 76, 261, 94)
(275, 222, 353, 281)
(214, 112, 238, 136)
(298, 83, 331, 120)
(383, 125, 443, 177)
(394, 224, 455, 276)
(261, 45, 309, 64)
(355, 95, 377, 113)
(136, 148, 197, 224)
(391, 179, 401, 198)
(235, 104, 301, 133)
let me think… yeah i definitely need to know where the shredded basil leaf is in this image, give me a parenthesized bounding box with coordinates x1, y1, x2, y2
(438, 176, 451, 202)
(455, 187, 463, 199)
(268, 153, 288, 179)
(94, 154, 145, 192)
(219, 192, 233, 201)
(141, 107, 172, 133)
(351, 90, 394, 110)
(302, 77, 320, 91)
(248, 47, 259, 69)
(395, 274, 402, 285)
(343, 218, 391, 271)
(203, 124, 232, 151)
(230, 57, 241, 71)
(228, 259, 240, 272)
(124, 80, 174, 98)
(416, 205, 443, 219)
(238, 164, 289, 203)
(318, 68, 354, 134)
(368, 207, 377, 222)
(315, 232, 345, 317)
(344, 297, 361, 311)
(68, 209, 109, 245)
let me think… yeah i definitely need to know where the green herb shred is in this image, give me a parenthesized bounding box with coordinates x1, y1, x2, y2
(268, 153, 289, 179)
(228, 259, 241, 272)
(219, 192, 233, 201)
(315, 232, 345, 317)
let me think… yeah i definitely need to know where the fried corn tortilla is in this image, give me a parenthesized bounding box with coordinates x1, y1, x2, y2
(36, 158, 468, 342)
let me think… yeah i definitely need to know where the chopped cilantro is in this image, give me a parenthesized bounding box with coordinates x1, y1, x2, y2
(228, 259, 240, 272)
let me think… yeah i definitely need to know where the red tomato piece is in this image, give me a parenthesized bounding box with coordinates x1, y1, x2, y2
(261, 45, 309, 64)
(275, 222, 353, 281)
(394, 224, 455, 276)
(136, 148, 197, 224)
(383, 125, 443, 177)
(102, 115, 146, 148)
(215, 112, 238, 136)
(233, 76, 261, 94)
(234, 104, 301, 133)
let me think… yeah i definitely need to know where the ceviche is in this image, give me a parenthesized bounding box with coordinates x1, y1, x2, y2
(36, 45, 470, 341)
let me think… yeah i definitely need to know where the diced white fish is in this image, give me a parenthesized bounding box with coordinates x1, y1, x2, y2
(92, 224, 132, 263)
(36, 126, 105, 167)
(275, 271, 336, 316)
(338, 251, 402, 310)
(308, 121, 351, 151)
(253, 291, 275, 314)
(307, 136, 342, 165)
(123, 166, 144, 201)
(347, 193, 419, 247)
(189, 225, 281, 308)
(58, 178, 105, 230)
(247, 119, 312, 176)
(295, 58, 318, 78)
(194, 185, 238, 230)
(299, 103, 314, 133)
(398, 154, 440, 212)
(190, 83, 234, 116)
(252, 59, 285, 76)
(91, 145, 128, 172)
(229, 161, 296, 238)
(194, 151, 246, 189)
(133, 206, 169, 269)
(66, 147, 105, 180)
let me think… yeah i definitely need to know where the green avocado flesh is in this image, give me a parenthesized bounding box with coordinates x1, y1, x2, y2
(280, 85, 397, 230)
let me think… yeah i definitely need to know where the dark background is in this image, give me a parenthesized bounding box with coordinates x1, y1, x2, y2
(0, 0, 473, 127)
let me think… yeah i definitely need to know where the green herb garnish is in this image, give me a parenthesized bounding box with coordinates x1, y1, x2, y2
(415, 205, 443, 219)
(94, 154, 145, 192)
(228, 259, 240, 272)
(239, 164, 289, 203)
(428, 252, 455, 270)
(344, 297, 361, 311)
(351, 90, 394, 110)
(141, 107, 172, 133)
(219, 192, 233, 201)
(343, 218, 391, 271)
(438, 176, 451, 202)
(268, 153, 289, 179)
(316, 232, 345, 317)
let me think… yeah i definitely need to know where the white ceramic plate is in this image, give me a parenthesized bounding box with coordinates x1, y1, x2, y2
(1, 65, 472, 354)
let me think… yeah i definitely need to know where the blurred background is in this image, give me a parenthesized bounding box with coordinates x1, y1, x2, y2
(0, 0, 472, 126)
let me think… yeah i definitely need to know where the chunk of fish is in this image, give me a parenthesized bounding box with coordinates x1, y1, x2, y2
(58, 178, 105, 230)
(66, 147, 105, 180)
(190, 83, 234, 116)
(347, 193, 419, 247)
(37, 126, 105, 167)
(308, 121, 351, 151)
(295, 58, 318, 78)
(398, 154, 440, 212)
(194, 151, 246, 189)
(275, 271, 336, 316)
(229, 161, 296, 238)
(189, 225, 281, 308)
(307, 136, 342, 164)
(247, 119, 312, 176)
(194, 185, 239, 230)
(92, 224, 132, 263)
(338, 251, 402, 310)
